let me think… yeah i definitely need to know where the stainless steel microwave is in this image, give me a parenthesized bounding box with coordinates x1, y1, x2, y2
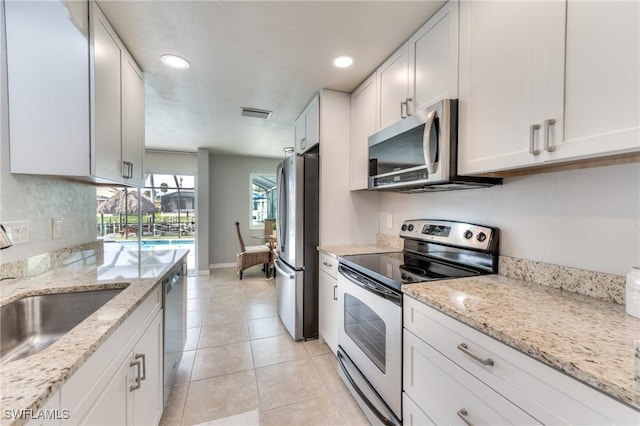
(368, 99, 502, 192)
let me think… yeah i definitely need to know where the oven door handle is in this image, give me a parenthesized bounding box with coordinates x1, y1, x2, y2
(338, 265, 402, 306)
(337, 350, 400, 426)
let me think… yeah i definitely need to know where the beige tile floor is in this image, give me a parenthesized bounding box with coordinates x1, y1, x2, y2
(159, 266, 370, 426)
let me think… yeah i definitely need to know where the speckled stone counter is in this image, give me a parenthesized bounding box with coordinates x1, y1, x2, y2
(403, 274, 640, 411)
(317, 244, 399, 257)
(0, 246, 189, 426)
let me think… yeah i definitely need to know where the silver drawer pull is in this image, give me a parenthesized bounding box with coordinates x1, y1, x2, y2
(457, 408, 474, 426)
(457, 343, 494, 366)
(322, 261, 332, 267)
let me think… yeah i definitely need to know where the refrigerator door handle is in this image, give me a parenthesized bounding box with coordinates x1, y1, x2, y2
(275, 259, 294, 279)
(277, 165, 287, 253)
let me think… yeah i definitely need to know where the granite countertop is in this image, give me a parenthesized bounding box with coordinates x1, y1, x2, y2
(317, 244, 400, 257)
(403, 274, 640, 411)
(0, 247, 189, 424)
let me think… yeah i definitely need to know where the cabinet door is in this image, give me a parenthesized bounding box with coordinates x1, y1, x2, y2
(91, 3, 123, 183)
(304, 95, 320, 150)
(122, 52, 146, 187)
(131, 311, 163, 426)
(377, 43, 409, 130)
(80, 354, 132, 426)
(457, 0, 565, 174)
(318, 269, 338, 354)
(409, 0, 459, 112)
(350, 74, 377, 190)
(294, 113, 306, 154)
(553, 0, 640, 161)
(5, 0, 90, 176)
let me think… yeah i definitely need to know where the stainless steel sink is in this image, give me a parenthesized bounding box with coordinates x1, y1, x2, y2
(1, 288, 124, 363)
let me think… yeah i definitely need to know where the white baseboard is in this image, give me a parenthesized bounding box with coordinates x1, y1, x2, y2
(196, 269, 210, 276)
(210, 262, 236, 269)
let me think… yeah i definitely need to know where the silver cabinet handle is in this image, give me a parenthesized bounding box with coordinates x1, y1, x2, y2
(544, 118, 556, 152)
(300, 137, 306, 149)
(333, 284, 338, 301)
(130, 358, 142, 391)
(400, 101, 407, 119)
(406, 97, 414, 116)
(121, 161, 133, 179)
(457, 408, 474, 426)
(135, 353, 146, 381)
(529, 124, 541, 155)
(457, 343, 494, 366)
(322, 261, 332, 267)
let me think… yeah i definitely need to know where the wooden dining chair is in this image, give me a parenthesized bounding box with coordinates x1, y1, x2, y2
(234, 221, 270, 279)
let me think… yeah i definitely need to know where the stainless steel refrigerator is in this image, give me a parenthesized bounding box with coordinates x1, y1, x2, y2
(274, 152, 319, 341)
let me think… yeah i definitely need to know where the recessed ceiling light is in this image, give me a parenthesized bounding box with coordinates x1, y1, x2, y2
(333, 55, 354, 68)
(160, 54, 190, 70)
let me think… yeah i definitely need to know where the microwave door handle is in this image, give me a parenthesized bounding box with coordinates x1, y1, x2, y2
(422, 109, 438, 174)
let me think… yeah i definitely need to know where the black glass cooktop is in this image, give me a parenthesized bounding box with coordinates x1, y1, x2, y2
(339, 251, 481, 292)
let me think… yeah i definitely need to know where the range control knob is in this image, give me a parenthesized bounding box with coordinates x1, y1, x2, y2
(477, 232, 487, 242)
(401, 224, 407, 231)
(463, 230, 473, 239)
(407, 224, 414, 231)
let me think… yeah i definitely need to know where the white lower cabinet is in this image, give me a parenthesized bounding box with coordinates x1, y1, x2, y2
(403, 329, 538, 425)
(318, 252, 339, 354)
(403, 296, 640, 425)
(61, 286, 163, 425)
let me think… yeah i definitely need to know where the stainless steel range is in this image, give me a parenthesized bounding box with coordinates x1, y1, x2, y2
(336, 219, 499, 426)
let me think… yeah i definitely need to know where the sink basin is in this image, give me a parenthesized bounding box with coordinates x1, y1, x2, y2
(0, 288, 124, 363)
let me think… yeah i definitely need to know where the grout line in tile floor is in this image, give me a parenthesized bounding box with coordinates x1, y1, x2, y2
(159, 266, 370, 426)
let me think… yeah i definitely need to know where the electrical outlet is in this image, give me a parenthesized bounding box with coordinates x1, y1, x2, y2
(4, 221, 29, 244)
(52, 218, 63, 239)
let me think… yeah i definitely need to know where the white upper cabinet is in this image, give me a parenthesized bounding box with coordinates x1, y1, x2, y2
(349, 73, 377, 190)
(91, 2, 145, 187)
(121, 52, 146, 186)
(5, 0, 145, 186)
(376, 43, 410, 130)
(457, 0, 565, 174)
(294, 94, 320, 154)
(458, 0, 639, 175)
(557, 0, 639, 161)
(6, 0, 91, 177)
(376, 1, 459, 131)
(408, 0, 459, 112)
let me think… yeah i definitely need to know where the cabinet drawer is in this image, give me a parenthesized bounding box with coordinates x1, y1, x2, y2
(319, 252, 338, 279)
(403, 329, 539, 425)
(403, 392, 436, 426)
(403, 296, 640, 425)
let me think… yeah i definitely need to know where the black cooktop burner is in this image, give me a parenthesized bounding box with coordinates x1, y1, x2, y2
(339, 251, 481, 292)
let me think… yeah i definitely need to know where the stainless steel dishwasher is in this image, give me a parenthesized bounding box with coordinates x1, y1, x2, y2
(163, 261, 186, 406)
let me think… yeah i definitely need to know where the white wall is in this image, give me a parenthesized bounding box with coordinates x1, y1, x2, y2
(209, 154, 281, 266)
(145, 150, 197, 174)
(378, 163, 640, 276)
(0, 6, 96, 265)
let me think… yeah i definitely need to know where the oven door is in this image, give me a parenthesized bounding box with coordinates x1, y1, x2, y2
(337, 264, 402, 423)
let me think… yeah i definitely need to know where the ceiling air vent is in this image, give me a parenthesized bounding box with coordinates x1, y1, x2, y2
(241, 107, 272, 120)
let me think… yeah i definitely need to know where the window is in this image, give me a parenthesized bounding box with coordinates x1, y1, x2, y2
(96, 174, 196, 240)
(250, 172, 277, 229)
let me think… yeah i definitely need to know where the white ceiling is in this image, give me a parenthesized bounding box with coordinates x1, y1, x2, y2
(97, 0, 446, 158)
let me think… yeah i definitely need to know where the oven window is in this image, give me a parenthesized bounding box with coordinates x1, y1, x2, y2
(344, 294, 386, 373)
